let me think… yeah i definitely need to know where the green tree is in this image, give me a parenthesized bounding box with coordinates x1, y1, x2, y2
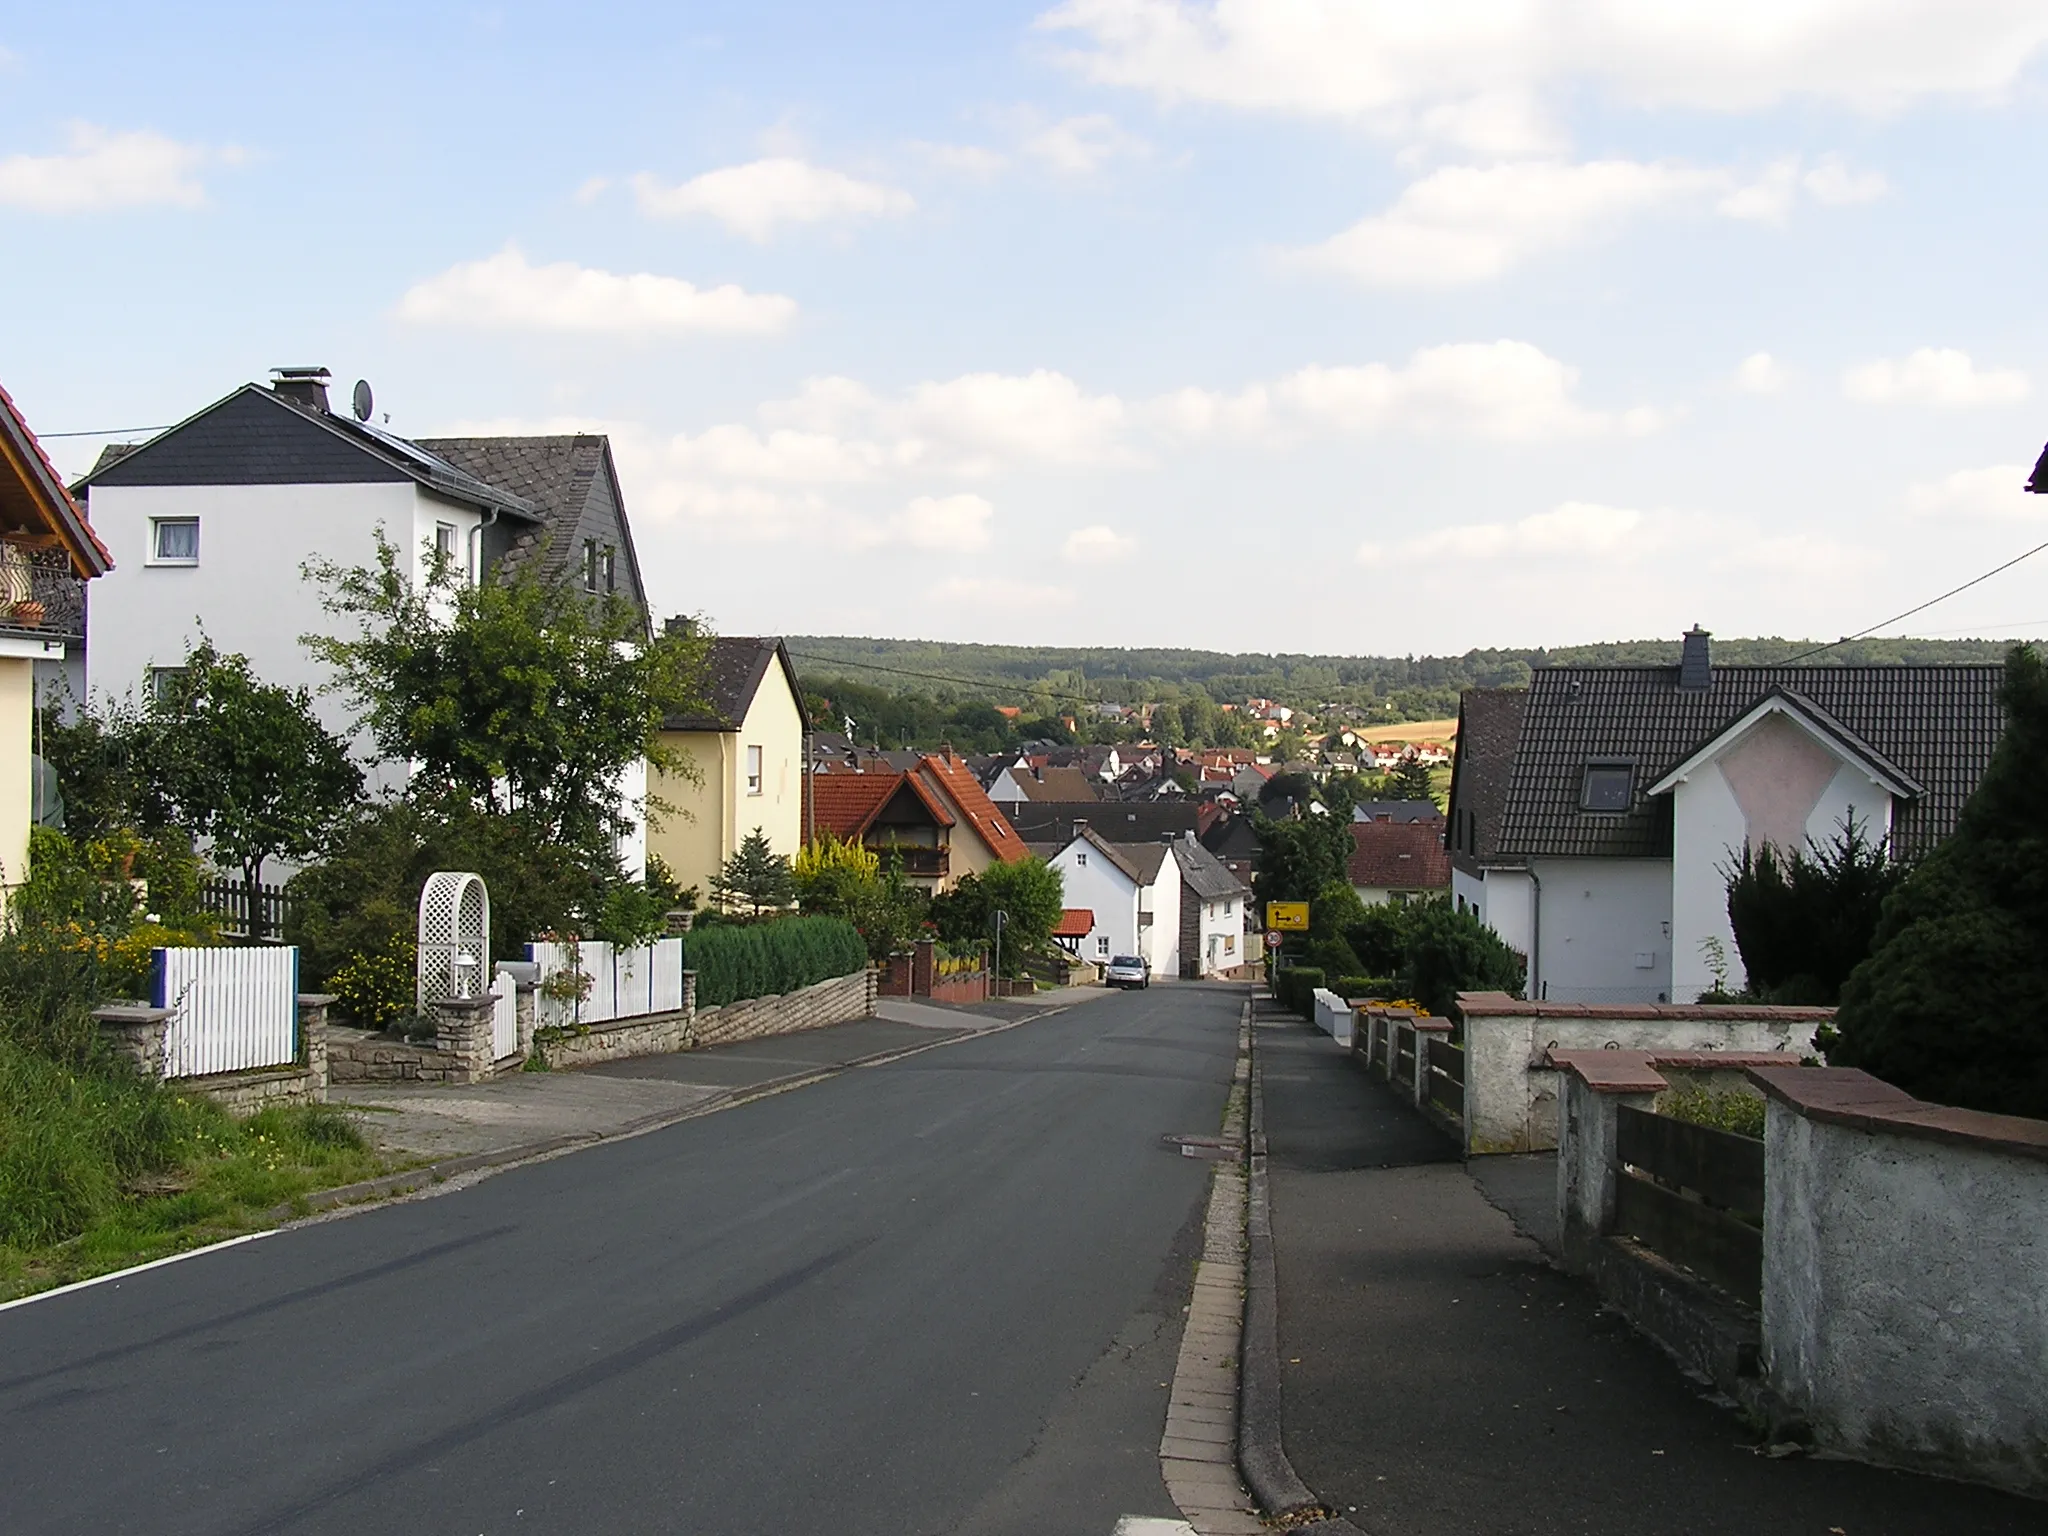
(795, 853, 929, 961)
(1399, 898, 1526, 1016)
(1724, 815, 1904, 1004)
(710, 826, 795, 916)
(33, 696, 140, 843)
(304, 533, 707, 860)
(1177, 694, 1220, 746)
(1251, 811, 1352, 913)
(137, 643, 361, 936)
(1318, 770, 1369, 819)
(930, 857, 1066, 975)
(1387, 755, 1436, 803)
(1829, 645, 2048, 1117)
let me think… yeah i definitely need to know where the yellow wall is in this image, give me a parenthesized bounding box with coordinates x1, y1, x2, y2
(0, 657, 32, 898)
(645, 658, 806, 903)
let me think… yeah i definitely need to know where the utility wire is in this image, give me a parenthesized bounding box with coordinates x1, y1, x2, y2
(1779, 534, 2048, 665)
(39, 425, 170, 439)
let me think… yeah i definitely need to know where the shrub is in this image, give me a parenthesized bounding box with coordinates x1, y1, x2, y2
(1334, 975, 1398, 1001)
(1658, 1082, 1766, 1140)
(1281, 966, 1326, 1018)
(1830, 645, 2048, 1117)
(1400, 900, 1525, 1018)
(1725, 814, 1904, 1005)
(1344, 902, 1412, 976)
(794, 858, 929, 963)
(328, 937, 418, 1030)
(681, 915, 867, 1007)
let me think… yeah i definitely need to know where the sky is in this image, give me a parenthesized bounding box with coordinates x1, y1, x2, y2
(5, 2, 2048, 654)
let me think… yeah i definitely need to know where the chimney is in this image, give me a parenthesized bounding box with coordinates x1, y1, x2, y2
(1071, 818, 1088, 842)
(1679, 626, 1712, 690)
(664, 615, 696, 638)
(270, 366, 332, 413)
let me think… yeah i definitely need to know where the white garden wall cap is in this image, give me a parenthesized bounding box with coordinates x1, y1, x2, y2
(93, 1002, 175, 1024)
(1748, 1066, 2048, 1163)
(1456, 989, 1834, 1022)
(296, 993, 339, 1006)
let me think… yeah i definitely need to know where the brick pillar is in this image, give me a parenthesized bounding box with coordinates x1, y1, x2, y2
(429, 995, 496, 1083)
(297, 993, 334, 1103)
(863, 964, 879, 1017)
(514, 981, 538, 1057)
(95, 1004, 171, 1080)
(911, 937, 936, 996)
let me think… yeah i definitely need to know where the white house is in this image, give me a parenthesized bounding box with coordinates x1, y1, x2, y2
(1046, 824, 1183, 978)
(1171, 833, 1250, 978)
(72, 367, 656, 870)
(1447, 628, 2003, 1004)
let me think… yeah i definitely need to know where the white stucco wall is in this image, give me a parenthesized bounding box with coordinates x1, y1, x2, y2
(1048, 842, 1139, 964)
(1468, 867, 1533, 962)
(1528, 857, 1674, 1004)
(1668, 749, 1895, 1001)
(1139, 854, 1181, 977)
(1195, 892, 1243, 975)
(84, 480, 479, 789)
(1763, 1101, 2048, 1497)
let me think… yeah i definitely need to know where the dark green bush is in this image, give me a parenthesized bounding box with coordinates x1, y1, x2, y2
(1831, 646, 2048, 1117)
(1283, 966, 1326, 1018)
(1726, 814, 1904, 1005)
(1400, 901, 1525, 1018)
(681, 915, 867, 1007)
(1334, 975, 1399, 1001)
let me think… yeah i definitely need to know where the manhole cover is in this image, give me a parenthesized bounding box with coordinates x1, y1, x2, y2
(1162, 1134, 1240, 1161)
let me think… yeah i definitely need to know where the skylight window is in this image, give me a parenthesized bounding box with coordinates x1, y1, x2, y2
(1580, 762, 1634, 813)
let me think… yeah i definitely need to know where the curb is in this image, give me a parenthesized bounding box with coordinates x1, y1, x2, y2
(1235, 999, 1368, 1536)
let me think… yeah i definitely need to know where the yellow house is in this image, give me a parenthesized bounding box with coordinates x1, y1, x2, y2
(0, 384, 111, 895)
(647, 636, 806, 901)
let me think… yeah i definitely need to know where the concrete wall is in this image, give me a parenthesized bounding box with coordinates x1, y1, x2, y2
(1528, 856, 1673, 1004)
(1048, 843, 1138, 964)
(0, 648, 35, 895)
(1194, 894, 1243, 976)
(1470, 866, 1534, 962)
(1762, 1095, 2048, 1497)
(647, 729, 730, 900)
(1140, 853, 1182, 978)
(1667, 713, 1895, 1001)
(1458, 994, 1828, 1154)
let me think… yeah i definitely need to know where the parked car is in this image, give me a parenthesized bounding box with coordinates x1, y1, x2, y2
(1105, 954, 1150, 989)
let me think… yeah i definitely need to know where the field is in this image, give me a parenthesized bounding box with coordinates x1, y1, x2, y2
(1352, 717, 1458, 742)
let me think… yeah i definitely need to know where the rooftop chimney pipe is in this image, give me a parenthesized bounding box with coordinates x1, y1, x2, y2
(270, 366, 332, 414)
(1679, 626, 1712, 691)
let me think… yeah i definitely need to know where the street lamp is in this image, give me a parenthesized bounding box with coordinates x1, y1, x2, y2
(992, 909, 1008, 994)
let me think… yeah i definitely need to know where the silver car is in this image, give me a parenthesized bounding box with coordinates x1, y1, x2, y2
(1105, 954, 1150, 989)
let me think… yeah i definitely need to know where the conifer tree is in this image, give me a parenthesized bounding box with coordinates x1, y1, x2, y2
(711, 826, 795, 916)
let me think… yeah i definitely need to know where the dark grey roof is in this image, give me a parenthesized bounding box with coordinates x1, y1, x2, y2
(663, 636, 802, 732)
(77, 385, 536, 517)
(1173, 837, 1250, 901)
(415, 434, 643, 605)
(1005, 802, 1197, 845)
(1073, 826, 1170, 887)
(1201, 812, 1262, 862)
(1349, 800, 1445, 824)
(1447, 688, 1529, 871)
(1493, 665, 2003, 861)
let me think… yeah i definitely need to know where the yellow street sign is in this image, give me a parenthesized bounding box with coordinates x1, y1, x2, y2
(1266, 901, 1309, 932)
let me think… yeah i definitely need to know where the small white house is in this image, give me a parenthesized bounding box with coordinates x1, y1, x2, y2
(1046, 824, 1183, 978)
(1171, 834, 1250, 978)
(1446, 629, 2004, 1004)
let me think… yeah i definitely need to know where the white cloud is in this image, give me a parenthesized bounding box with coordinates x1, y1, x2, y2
(930, 576, 1076, 610)
(1398, 501, 1653, 563)
(397, 245, 796, 337)
(1168, 342, 1664, 443)
(1904, 464, 2043, 523)
(1039, 1, 2048, 152)
(1801, 153, 1890, 206)
(1843, 348, 2030, 407)
(1064, 524, 1139, 561)
(1298, 155, 1887, 288)
(1734, 352, 1788, 394)
(0, 122, 219, 212)
(632, 157, 915, 240)
(892, 493, 995, 551)
(916, 142, 1009, 178)
(1022, 113, 1149, 175)
(573, 175, 610, 205)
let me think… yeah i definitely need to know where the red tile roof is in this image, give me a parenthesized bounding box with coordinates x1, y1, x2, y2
(0, 380, 113, 576)
(917, 753, 1029, 863)
(805, 773, 901, 842)
(1346, 819, 1451, 892)
(1053, 908, 1094, 939)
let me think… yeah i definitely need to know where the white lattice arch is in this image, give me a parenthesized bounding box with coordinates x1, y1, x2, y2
(417, 871, 491, 1008)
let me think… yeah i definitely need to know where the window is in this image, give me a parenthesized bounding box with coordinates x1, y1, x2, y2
(1076, 852, 1087, 867)
(582, 538, 600, 593)
(148, 666, 189, 706)
(1580, 761, 1634, 813)
(151, 518, 199, 564)
(1224, 899, 1233, 918)
(1097, 936, 1110, 956)
(746, 745, 763, 796)
(435, 522, 458, 565)
(602, 545, 617, 593)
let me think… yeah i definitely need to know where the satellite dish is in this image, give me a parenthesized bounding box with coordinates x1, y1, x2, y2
(352, 379, 374, 422)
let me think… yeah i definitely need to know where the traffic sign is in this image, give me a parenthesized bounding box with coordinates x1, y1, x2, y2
(1266, 901, 1309, 932)
(1265, 931, 1283, 948)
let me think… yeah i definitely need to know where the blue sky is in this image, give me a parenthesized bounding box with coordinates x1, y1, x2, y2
(6, 2, 2048, 652)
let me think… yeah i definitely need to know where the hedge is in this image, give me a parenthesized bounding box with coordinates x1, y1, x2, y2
(680, 915, 867, 1008)
(1275, 965, 1325, 1019)
(1334, 976, 1399, 1001)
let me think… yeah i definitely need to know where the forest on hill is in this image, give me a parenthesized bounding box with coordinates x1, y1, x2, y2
(783, 633, 2022, 754)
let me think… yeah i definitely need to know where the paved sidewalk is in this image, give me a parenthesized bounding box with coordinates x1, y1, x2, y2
(335, 1010, 978, 1163)
(1255, 1001, 2041, 1535)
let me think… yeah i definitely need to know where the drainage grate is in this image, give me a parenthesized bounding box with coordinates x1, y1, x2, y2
(1162, 1133, 1241, 1161)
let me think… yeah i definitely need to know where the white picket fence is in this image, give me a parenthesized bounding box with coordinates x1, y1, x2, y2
(490, 970, 518, 1060)
(526, 938, 686, 1030)
(153, 946, 300, 1079)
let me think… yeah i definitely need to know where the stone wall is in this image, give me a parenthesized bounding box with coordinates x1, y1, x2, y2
(1457, 990, 1831, 1154)
(326, 1029, 469, 1085)
(542, 1005, 692, 1071)
(692, 967, 877, 1048)
(177, 1063, 321, 1112)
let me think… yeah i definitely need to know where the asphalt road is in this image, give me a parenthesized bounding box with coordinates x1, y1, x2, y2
(0, 983, 1247, 1536)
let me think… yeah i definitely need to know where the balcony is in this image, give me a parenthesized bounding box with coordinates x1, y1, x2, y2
(0, 542, 85, 645)
(868, 843, 949, 879)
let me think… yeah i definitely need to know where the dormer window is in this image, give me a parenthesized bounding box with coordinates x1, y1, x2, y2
(1580, 761, 1634, 813)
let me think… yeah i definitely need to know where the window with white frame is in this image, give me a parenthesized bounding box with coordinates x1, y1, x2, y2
(602, 545, 617, 593)
(1097, 935, 1110, 956)
(582, 538, 600, 593)
(150, 518, 199, 564)
(746, 745, 763, 796)
(1076, 852, 1087, 867)
(148, 666, 189, 706)
(435, 522, 458, 566)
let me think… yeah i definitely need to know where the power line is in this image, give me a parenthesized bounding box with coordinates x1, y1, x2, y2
(1780, 534, 2048, 665)
(38, 425, 170, 439)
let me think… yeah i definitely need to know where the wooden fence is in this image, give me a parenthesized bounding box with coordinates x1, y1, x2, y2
(1426, 1036, 1465, 1119)
(152, 945, 299, 1078)
(198, 878, 295, 942)
(1613, 1104, 1764, 1306)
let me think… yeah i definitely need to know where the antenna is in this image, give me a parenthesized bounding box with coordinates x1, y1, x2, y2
(352, 379, 374, 422)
